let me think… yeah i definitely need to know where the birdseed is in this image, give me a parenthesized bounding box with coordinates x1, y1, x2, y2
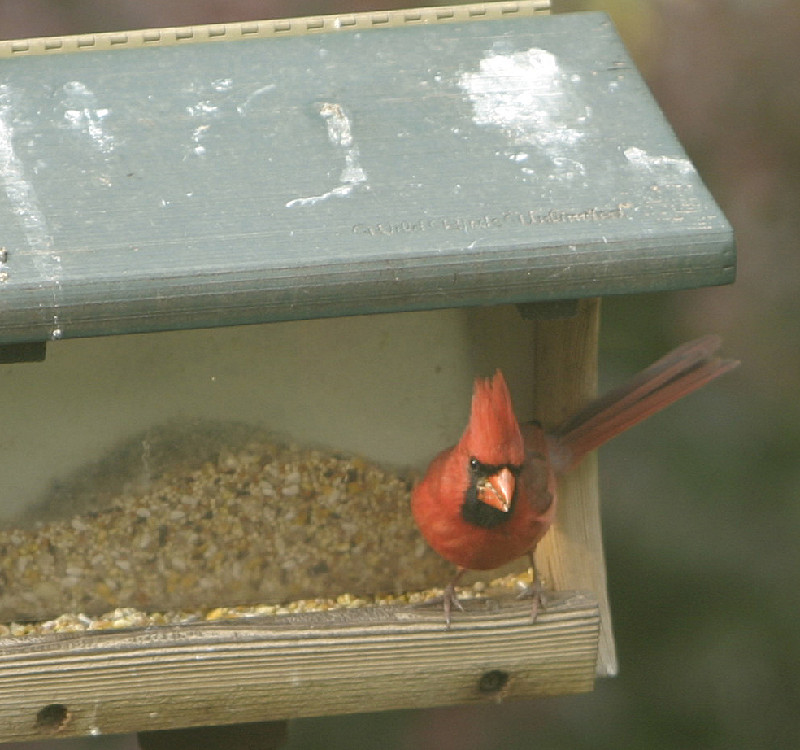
(0, 571, 535, 638)
(0, 420, 530, 634)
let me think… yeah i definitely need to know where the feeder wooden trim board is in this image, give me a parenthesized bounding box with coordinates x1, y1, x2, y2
(0, 2, 553, 57)
(531, 297, 617, 676)
(0, 595, 598, 742)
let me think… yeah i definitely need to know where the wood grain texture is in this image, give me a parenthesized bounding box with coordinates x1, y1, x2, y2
(531, 298, 617, 676)
(0, 594, 598, 742)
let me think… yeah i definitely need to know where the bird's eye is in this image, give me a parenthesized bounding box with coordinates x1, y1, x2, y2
(469, 457, 480, 470)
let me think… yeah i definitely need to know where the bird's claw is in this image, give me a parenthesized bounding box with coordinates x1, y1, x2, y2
(443, 582, 464, 630)
(516, 579, 548, 623)
(413, 582, 464, 629)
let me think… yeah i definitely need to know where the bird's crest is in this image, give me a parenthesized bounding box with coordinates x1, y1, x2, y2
(461, 370, 524, 466)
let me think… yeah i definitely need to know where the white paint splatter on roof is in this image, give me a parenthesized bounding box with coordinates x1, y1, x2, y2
(458, 48, 589, 175)
(61, 81, 115, 154)
(0, 84, 63, 338)
(286, 102, 368, 208)
(624, 146, 695, 175)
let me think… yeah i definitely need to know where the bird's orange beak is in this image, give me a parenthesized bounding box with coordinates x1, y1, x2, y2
(477, 467, 515, 513)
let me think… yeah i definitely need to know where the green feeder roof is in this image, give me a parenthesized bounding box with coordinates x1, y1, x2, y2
(0, 9, 734, 347)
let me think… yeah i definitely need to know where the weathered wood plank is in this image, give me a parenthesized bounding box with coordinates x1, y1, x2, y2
(0, 593, 598, 742)
(531, 298, 617, 676)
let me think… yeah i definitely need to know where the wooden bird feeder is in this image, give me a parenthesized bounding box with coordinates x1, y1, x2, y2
(0, 2, 734, 745)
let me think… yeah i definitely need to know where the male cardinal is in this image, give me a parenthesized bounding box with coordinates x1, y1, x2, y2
(411, 335, 738, 627)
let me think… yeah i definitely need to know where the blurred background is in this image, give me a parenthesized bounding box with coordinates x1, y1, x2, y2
(1, 0, 798, 748)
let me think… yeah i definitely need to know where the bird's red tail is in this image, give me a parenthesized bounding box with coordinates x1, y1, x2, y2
(549, 335, 739, 473)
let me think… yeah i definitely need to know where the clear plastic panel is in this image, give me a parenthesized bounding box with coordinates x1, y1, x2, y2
(0, 305, 537, 625)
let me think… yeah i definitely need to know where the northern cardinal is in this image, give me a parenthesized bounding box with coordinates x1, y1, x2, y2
(411, 335, 738, 627)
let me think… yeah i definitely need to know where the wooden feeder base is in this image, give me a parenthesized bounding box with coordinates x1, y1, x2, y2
(0, 594, 598, 742)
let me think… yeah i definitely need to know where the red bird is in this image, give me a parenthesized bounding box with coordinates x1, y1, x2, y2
(411, 335, 738, 627)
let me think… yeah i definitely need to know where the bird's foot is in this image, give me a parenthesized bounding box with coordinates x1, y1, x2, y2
(516, 578, 548, 623)
(414, 584, 463, 629)
(442, 581, 464, 630)
(413, 569, 467, 630)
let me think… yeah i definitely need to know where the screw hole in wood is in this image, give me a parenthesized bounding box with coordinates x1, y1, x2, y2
(36, 703, 70, 731)
(478, 669, 509, 694)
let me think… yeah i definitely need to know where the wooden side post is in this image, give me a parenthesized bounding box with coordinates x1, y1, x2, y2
(531, 298, 617, 676)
